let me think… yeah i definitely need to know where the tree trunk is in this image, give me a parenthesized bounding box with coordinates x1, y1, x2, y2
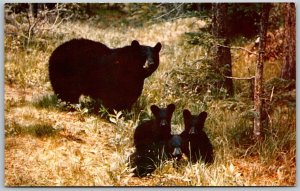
(281, 3, 296, 80)
(253, 3, 271, 140)
(211, 3, 234, 96)
(29, 3, 38, 18)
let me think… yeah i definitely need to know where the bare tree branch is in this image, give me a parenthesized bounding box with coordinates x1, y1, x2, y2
(154, 3, 184, 20)
(224, 76, 255, 80)
(216, 43, 258, 55)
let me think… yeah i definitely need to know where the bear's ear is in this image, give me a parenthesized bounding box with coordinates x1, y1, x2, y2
(198, 111, 208, 128)
(150, 105, 160, 116)
(183, 109, 191, 120)
(131, 40, 140, 48)
(154, 42, 162, 52)
(167, 103, 175, 113)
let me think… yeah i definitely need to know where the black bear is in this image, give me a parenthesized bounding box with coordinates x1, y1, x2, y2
(134, 104, 175, 151)
(130, 103, 175, 177)
(166, 134, 183, 160)
(129, 142, 163, 177)
(129, 134, 182, 177)
(48, 39, 162, 111)
(180, 110, 213, 164)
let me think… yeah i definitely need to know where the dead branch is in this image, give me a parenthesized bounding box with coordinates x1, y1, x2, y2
(217, 43, 258, 55)
(154, 3, 184, 20)
(224, 76, 255, 80)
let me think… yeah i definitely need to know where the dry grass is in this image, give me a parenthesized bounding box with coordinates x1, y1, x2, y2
(4, 5, 296, 186)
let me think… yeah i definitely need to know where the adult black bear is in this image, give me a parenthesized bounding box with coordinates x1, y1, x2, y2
(49, 39, 161, 111)
(180, 110, 213, 164)
(130, 103, 176, 177)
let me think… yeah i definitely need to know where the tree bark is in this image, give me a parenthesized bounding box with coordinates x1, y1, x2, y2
(253, 3, 271, 140)
(281, 3, 296, 80)
(211, 3, 234, 96)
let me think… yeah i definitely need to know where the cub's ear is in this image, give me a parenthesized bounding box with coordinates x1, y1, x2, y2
(167, 103, 175, 113)
(154, 42, 162, 52)
(183, 109, 191, 120)
(131, 40, 140, 47)
(198, 111, 208, 125)
(150, 105, 160, 115)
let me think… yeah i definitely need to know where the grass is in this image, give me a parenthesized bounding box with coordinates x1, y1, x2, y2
(32, 94, 59, 109)
(5, 122, 58, 137)
(4, 4, 296, 186)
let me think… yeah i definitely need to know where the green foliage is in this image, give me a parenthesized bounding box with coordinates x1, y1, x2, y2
(168, 57, 231, 101)
(262, 77, 296, 118)
(268, 3, 285, 30)
(185, 29, 214, 51)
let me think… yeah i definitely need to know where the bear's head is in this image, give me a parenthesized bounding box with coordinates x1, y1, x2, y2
(129, 40, 162, 78)
(183, 110, 208, 135)
(150, 103, 175, 139)
(167, 134, 183, 160)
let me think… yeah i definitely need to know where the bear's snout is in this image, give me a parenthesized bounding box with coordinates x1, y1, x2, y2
(159, 119, 168, 127)
(189, 126, 196, 134)
(143, 59, 154, 69)
(172, 147, 182, 158)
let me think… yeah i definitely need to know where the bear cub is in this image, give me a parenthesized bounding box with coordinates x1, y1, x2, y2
(166, 134, 183, 160)
(130, 103, 176, 177)
(180, 110, 213, 164)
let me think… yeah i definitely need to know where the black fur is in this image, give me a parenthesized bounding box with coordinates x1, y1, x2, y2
(134, 104, 175, 151)
(49, 39, 161, 111)
(166, 134, 183, 160)
(180, 110, 213, 164)
(130, 104, 175, 177)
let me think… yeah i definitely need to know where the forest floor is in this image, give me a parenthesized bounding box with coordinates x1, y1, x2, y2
(5, 84, 295, 186)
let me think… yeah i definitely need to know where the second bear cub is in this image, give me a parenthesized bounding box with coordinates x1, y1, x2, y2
(180, 110, 213, 164)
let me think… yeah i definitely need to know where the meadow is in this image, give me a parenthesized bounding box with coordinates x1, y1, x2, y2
(4, 4, 296, 186)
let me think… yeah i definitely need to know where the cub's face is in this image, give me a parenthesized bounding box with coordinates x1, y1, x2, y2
(150, 103, 175, 138)
(168, 135, 183, 159)
(183, 110, 208, 135)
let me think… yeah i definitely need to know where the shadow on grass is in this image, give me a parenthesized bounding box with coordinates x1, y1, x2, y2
(5, 122, 86, 144)
(5, 122, 59, 138)
(32, 94, 61, 109)
(31, 94, 153, 126)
